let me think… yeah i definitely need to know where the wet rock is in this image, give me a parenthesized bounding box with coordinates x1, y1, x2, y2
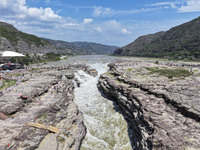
(75, 78, 81, 87)
(86, 69, 98, 77)
(65, 72, 75, 79)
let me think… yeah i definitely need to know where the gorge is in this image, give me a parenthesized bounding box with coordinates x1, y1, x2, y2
(0, 55, 200, 150)
(0, 1, 200, 149)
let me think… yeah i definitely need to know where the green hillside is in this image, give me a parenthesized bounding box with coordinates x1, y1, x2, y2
(114, 16, 200, 60)
(0, 22, 49, 47)
(114, 31, 165, 56)
(0, 21, 117, 55)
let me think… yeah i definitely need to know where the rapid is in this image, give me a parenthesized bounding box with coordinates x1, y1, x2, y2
(71, 56, 132, 150)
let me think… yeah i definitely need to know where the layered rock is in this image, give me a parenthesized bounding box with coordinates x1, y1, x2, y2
(98, 60, 200, 150)
(84, 68, 98, 77)
(0, 65, 87, 150)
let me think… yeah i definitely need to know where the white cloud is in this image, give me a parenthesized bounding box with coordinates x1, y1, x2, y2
(121, 28, 132, 34)
(148, 0, 200, 12)
(93, 7, 114, 17)
(0, 0, 62, 22)
(0, 0, 88, 44)
(95, 27, 103, 32)
(147, 2, 178, 7)
(0, 0, 198, 47)
(83, 18, 93, 24)
(104, 20, 121, 29)
(178, 0, 200, 12)
(147, 1, 183, 10)
(45, 0, 50, 4)
(64, 23, 79, 26)
(93, 6, 163, 17)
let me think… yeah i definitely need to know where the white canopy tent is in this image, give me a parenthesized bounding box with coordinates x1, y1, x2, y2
(1, 51, 25, 57)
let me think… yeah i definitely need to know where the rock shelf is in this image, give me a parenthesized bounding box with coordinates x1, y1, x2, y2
(98, 60, 200, 150)
(0, 64, 94, 150)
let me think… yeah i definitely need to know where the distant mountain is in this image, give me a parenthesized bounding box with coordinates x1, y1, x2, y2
(47, 40, 118, 55)
(72, 41, 118, 55)
(114, 16, 200, 60)
(0, 21, 117, 56)
(114, 31, 165, 56)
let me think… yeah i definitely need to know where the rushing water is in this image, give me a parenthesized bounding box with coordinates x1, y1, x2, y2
(72, 56, 132, 150)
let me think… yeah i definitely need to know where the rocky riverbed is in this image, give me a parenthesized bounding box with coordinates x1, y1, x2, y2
(98, 58, 200, 150)
(0, 62, 98, 150)
(1, 56, 200, 150)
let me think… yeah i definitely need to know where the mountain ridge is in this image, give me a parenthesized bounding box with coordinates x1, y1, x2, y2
(47, 39, 118, 55)
(0, 21, 117, 56)
(114, 31, 165, 56)
(114, 16, 200, 60)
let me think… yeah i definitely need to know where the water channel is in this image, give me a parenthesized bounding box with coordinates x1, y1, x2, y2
(70, 56, 132, 150)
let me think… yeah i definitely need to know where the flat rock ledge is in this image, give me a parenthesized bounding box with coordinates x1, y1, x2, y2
(0, 65, 88, 150)
(98, 60, 200, 150)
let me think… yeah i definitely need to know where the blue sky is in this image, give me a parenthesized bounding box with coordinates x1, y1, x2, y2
(0, 0, 200, 46)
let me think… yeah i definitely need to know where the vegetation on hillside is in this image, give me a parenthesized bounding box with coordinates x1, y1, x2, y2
(11, 52, 61, 65)
(0, 21, 118, 56)
(114, 31, 165, 56)
(114, 16, 200, 60)
(0, 22, 50, 47)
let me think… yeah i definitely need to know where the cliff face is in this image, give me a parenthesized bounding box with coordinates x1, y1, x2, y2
(98, 59, 200, 150)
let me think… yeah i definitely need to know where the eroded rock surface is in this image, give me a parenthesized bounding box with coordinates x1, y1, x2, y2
(0, 65, 88, 150)
(98, 60, 200, 150)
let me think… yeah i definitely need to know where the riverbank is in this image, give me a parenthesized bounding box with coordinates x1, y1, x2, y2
(0, 62, 99, 149)
(2, 55, 200, 150)
(98, 59, 200, 150)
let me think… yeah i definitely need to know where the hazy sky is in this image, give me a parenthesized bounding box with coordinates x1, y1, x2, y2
(0, 0, 199, 46)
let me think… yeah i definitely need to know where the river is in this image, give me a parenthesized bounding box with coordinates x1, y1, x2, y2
(70, 55, 132, 150)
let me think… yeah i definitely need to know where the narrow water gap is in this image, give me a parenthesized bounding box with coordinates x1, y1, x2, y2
(73, 56, 132, 150)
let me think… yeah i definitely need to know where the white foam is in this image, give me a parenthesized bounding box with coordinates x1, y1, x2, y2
(74, 62, 132, 150)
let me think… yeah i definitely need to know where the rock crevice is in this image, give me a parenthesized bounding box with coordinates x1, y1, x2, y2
(98, 61, 200, 150)
(0, 65, 88, 150)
